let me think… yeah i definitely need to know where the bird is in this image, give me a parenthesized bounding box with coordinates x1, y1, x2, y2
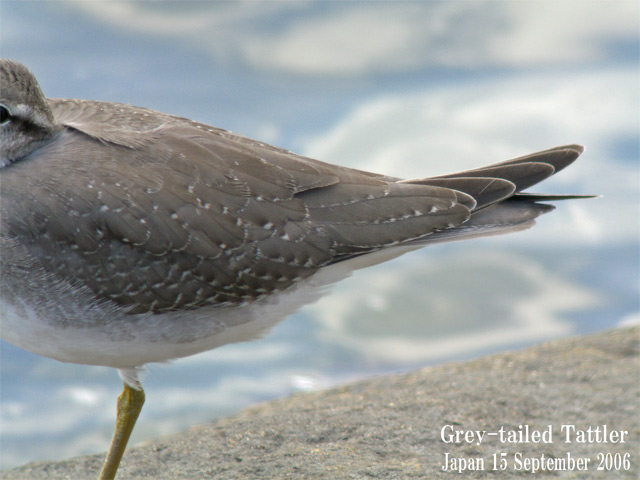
(0, 58, 594, 479)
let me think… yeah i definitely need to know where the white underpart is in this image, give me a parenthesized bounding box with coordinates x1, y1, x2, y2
(1, 243, 420, 387)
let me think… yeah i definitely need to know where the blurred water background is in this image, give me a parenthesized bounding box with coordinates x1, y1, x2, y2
(1, 1, 638, 469)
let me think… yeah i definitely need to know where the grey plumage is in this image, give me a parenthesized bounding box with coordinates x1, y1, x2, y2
(1, 59, 589, 318)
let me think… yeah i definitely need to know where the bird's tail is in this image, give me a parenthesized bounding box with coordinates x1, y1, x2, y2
(401, 144, 596, 245)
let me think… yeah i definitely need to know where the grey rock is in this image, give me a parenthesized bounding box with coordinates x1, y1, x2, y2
(4, 326, 638, 479)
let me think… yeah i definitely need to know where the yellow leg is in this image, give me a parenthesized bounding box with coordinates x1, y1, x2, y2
(98, 382, 145, 480)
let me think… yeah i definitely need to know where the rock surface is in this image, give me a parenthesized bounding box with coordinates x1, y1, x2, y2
(3, 326, 638, 479)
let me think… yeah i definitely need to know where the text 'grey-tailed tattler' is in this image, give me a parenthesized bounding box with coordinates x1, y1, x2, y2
(0, 59, 595, 479)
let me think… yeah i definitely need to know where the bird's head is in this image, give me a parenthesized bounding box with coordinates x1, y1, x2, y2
(0, 59, 62, 167)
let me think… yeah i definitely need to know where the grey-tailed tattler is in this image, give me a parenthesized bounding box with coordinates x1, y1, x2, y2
(0, 59, 595, 479)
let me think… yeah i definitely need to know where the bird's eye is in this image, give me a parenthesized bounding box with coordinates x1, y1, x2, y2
(0, 104, 11, 125)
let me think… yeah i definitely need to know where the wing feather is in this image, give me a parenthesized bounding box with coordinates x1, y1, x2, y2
(2, 99, 587, 314)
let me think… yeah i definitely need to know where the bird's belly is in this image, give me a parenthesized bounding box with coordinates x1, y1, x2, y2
(0, 243, 357, 368)
(0, 296, 281, 368)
